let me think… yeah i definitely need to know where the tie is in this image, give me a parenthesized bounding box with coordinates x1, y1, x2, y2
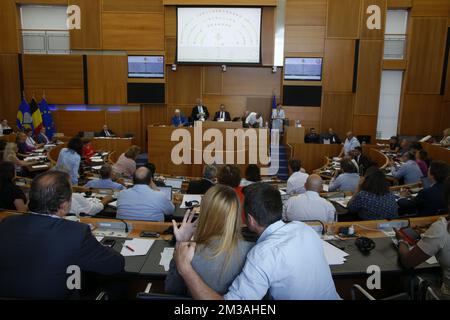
(221, 112, 224, 119)
(106, 130, 110, 137)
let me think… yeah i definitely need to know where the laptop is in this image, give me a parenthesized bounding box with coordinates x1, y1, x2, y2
(165, 178, 183, 190)
(159, 186, 173, 201)
(2, 129, 13, 135)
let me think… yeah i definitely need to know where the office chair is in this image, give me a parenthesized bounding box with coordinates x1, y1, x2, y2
(136, 282, 192, 300)
(410, 275, 441, 301)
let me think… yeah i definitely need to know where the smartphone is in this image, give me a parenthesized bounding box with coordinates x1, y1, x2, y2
(140, 231, 160, 238)
(102, 239, 116, 248)
(397, 227, 421, 246)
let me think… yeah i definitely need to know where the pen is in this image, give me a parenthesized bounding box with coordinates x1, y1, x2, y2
(125, 245, 135, 252)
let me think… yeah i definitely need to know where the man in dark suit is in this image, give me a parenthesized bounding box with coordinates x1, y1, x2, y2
(351, 147, 376, 175)
(304, 128, 321, 144)
(213, 104, 231, 122)
(398, 161, 450, 216)
(191, 98, 209, 122)
(321, 128, 341, 144)
(0, 171, 124, 299)
(187, 165, 217, 194)
(99, 124, 115, 137)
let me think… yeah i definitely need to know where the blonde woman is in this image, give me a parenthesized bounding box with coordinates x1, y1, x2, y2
(3, 142, 32, 169)
(112, 145, 141, 178)
(165, 185, 253, 296)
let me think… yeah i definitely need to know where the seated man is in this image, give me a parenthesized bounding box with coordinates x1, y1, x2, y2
(191, 98, 209, 122)
(174, 183, 340, 300)
(35, 127, 53, 145)
(213, 104, 231, 122)
(84, 165, 125, 190)
(350, 147, 375, 176)
(117, 167, 175, 221)
(440, 128, 450, 148)
(388, 136, 401, 153)
(16, 132, 35, 154)
(286, 159, 309, 195)
(304, 128, 321, 144)
(328, 158, 360, 193)
(0, 171, 124, 299)
(99, 124, 115, 137)
(391, 151, 423, 185)
(321, 128, 341, 144)
(245, 112, 263, 128)
(398, 161, 450, 216)
(70, 193, 113, 216)
(284, 175, 336, 223)
(171, 109, 188, 127)
(186, 165, 217, 195)
(0, 119, 12, 136)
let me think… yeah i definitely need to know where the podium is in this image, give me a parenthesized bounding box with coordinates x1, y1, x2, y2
(284, 127, 305, 144)
(194, 121, 243, 129)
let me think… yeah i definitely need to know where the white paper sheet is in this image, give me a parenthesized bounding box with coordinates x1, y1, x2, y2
(159, 247, 175, 271)
(120, 238, 154, 257)
(322, 240, 349, 265)
(31, 165, 49, 169)
(95, 236, 104, 242)
(108, 201, 117, 208)
(426, 256, 438, 265)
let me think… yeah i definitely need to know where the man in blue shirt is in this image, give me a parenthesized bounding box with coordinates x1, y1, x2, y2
(391, 151, 423, 185)
(117, 167, 175, 221)
(171, 109, 188, 127)
(84, 165, 124, 190)
(339, 131, 360, 157)
(174, 183, 340, 300)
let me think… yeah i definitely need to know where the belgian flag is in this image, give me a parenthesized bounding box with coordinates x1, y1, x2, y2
(29, 98, 43, 135)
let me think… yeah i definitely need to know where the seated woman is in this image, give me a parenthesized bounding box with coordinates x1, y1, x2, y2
(240, 164, 261, 187)
(53, 137, 83, 185)
(16, 132, 35, 154)
(0, 161, 27, 211)
(81, 138, 96, 160)
(396, 177, 450, 300)
(416, 149, 429, 178)
(328, 158, 360, 193)
(3, 142, 32, 170)
(24, 128, 44, 150)
(165, 185, 253, 296)
(347, 167, 398, 220)
(112, 145, 141, 178)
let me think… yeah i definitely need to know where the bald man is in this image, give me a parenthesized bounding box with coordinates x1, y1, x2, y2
(339, 131, 360, 157)
(117, 167, 175, 221)
(284, 174, 336, 223)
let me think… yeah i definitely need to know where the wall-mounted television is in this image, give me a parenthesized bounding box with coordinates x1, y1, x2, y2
(128, 56, 164, 79)
(177, 7, 262, 64)
(284, 57, 323, 81)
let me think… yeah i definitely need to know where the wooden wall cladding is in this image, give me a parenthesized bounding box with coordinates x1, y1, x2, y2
(162, 0, 278, 5)
(87, 55, 127, 105)
(354, 40, 383, 115)
(360, 0, 386, 40)
(387, 0, 412, 8)
(167, 65, 202, 105)
(285, 0, 327, 26)
(326, 0, 361, 39)
(53, 110, 106, 136)
(444, 51, 450, 102)
(405, 17, 448, 94)
(323, 39, 356, 92)
(69, 0, 102, 50)
(102, 0, 163, 12)
(410, 0, 450, 17)
(321, 93, 354, 137)
(285, 26, 326, 54)
(352, 114, 377, 138)
(0, 54, 21, 124)
(221, 67, 281, 96)
(22, 55, 85, 104)
(261, 7, 275, 66)
(102, 12, 164, 50)
(284, 106, 321, 132)
(0, 0, 20, 53)
(399, 94, 444, 135)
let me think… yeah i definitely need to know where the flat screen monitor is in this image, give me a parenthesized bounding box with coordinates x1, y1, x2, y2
(165, 178, 183, 190)
(128, 56, 164, 78)
(177, 7, 262, 64)
(284, 57, 323, 81)
(159, 186, 173, 201)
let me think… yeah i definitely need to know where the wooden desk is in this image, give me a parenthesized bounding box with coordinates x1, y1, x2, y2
(290, 144, 342, 173)
(368, 148, 390, 169)
(0, 133, 16, 143)
(196, 121, 243, 129)
(284, 126, 305, 145)
(421, 142, 450, 164)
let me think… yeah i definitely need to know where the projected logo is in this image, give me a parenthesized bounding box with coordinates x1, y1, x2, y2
(170, 122, 280, 176)
(177, 7, 261, 63)
(67, 5, 81, 30)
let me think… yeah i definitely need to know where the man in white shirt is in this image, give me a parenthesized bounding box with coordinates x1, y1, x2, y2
(173, 183, 340, 300)
(284, 174, 336, 223)
(287, 159, 309, 195)
(70, 193, 114, 216)
(339, 131, 360, 157)
(24, 128, 44, 149)
(245, 112, 263, 128)
(0, 119, 11, 136)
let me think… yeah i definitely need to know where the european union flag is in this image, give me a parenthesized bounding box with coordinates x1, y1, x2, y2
(272, 95, 277, 110)
(39, 98, 56, 139)
(16, 98, 33, 131)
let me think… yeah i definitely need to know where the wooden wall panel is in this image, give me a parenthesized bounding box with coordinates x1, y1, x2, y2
(353, 115, 377, 138)
(444, 51, 450, 101)
(53, 110, 106, 136)
(323, 39, 356, 92)
(102, 13, 164, 50)
(23, 55, 84, 88)
(165, 6, 176, 37)
(285, 0, 327, 26)
(24, 88, 84, 105)
(106, 109, 142, 148)
(410, 0, 450, 17)
(201, 95, 247, 120)
(0, 54, 21, 125)
(203, 66, 222, 95)
(440, 101, 450, 130)
(399, 94, 444, 135)
(221, 67, 281, 96)
(103, 0, 163, 12)
(387, 0, 412, 8)
(285, 26, 326, 54)
(321, 93, 354, 137)
(69, 0, 102, 49)
(261, 7, 275, 66)
(360, 0, 386, 40)
(405, 17, 448, 94)
(87, 55, 127, 105)
(167, 66, 202, 105)
(284, 107, 321, 132)
(354, 40, 383, 115)
(327, 0, 361, 39)
(162, 0, 278, 5)
(0, 0, 19, 53)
